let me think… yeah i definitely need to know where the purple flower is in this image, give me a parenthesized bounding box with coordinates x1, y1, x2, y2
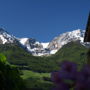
(61, 61, 77, 73)
(81, 65, 90, 79)
(75, 72, 84, 83)
(60, 61, 78, 80)
(51, 61, 90, 90)
(53, 84, 69, 90)
(58, 70, 77, 80)
(75, 82, 87, 90)
(51, 72, 63, 84)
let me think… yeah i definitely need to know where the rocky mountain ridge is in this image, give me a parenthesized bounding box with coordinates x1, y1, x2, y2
(0, 28, 87, 56)
(48, 29, 85, 51)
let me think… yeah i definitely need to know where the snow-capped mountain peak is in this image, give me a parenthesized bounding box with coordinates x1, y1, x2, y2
(48, 29, 85, 51)
(19, 29, 85, 56)
(19, 38, 50, 56)
(0, 28, 16, 44)
(0, 28, 86, 56)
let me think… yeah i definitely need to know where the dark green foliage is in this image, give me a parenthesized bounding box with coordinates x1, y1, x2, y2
(24, 79, 53, 90)
(0, 53, 7, 63)
(52, 41, 88, 68)
(0, 54, 26, 90)
(0, 44, 59, 72)
(0, 42, 88, 72)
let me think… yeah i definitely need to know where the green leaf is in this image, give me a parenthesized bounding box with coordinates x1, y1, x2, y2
(0, 53, 6, 63)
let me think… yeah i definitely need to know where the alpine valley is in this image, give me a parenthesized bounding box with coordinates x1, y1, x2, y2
(0, 28, 89, 90)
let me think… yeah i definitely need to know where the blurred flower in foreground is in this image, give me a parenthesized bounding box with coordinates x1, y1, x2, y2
(51, 61, 90, 90)
(61, 61, 77, 72)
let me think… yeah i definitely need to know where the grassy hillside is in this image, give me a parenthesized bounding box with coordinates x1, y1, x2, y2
(52, 41, 88, 67)
(0, 42, 88, 90)
(21, 70, 53, 90)
(0, 44, 59, 72)
(0, 41, 88, 72)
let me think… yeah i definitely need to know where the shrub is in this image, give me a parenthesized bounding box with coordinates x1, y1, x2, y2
(0, 53, 26, 90)
(51, 61, 90, 90)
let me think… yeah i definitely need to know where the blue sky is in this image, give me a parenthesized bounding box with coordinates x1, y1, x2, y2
(0, 0, 90, 42)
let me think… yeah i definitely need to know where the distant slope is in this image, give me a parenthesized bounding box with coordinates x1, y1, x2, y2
(53, 41, 88, 65)
(0, 41, 88, 72)
(0, 43, 58, 72)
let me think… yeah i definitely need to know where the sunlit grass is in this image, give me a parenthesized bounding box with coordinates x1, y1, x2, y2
(21, 70, 50, 79)
(21, 70, 53, 90)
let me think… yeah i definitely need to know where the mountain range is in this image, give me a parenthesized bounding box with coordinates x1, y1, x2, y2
(0, 28, 88, 90)
(0, 28, 88, 56)
(0, 28, 88, 73)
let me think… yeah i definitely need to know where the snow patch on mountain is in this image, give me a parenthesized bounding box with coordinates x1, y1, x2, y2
(50, 49, 58, 54)
(0, 28, 87, 56)
(0, 35, 7, 44)
(0, 28, 16, 44)
(41, 43, 49, 48)
(19, 38, 29, 45)
(48, 29, 85, 52)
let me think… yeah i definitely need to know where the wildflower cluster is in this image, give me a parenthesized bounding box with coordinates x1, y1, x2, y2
(51, 61, 90, 90)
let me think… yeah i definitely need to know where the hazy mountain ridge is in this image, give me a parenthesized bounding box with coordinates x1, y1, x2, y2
(0, 28, 88, 56)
